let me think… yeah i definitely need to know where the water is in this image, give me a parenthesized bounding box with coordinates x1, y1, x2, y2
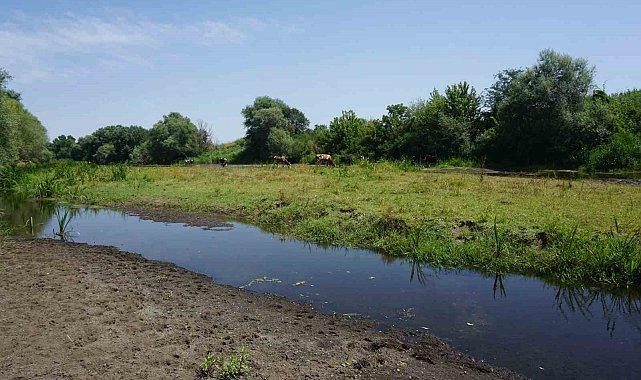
(2, 199, 640, 379)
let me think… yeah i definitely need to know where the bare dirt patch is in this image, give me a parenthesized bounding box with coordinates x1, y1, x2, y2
(0, 239, 523, 379)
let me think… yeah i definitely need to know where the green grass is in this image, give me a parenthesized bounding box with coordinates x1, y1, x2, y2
(4, 160, 641, 288)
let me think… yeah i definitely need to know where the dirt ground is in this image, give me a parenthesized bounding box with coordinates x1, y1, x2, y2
(0, 238, 522, 379)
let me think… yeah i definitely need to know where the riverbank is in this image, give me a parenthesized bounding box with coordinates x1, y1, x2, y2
(0, 238, 518, 379)
(3, 161, 641, 287)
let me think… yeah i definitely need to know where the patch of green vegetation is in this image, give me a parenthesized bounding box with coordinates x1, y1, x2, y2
(435, 157, 477, 168)
(195, 139, 247, 164)
(5, 161, 641, 288)
(198, 348, 249, 379)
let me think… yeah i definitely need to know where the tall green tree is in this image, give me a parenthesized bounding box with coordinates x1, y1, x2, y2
(49, 135, 81, 160)
(320, 110, 370, 155)
(76, 125, 148, 164)
(0, 68, 50, 165)
(397, 90, 471, 161)
(241, 96, 309, 161)
(485, 49, 595, 166)
(147, 112, 200, 164)
(0, 69, 17, 165)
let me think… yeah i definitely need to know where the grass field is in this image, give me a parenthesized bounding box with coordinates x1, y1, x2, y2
(2, 161, 641, 288)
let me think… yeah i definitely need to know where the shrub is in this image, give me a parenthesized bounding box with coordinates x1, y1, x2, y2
(585, 131, 641, 171)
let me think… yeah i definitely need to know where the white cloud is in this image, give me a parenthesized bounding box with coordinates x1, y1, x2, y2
(0, 12, 271, 83)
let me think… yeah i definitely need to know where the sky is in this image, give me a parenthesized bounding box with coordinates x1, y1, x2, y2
(1, 0, 640, 143)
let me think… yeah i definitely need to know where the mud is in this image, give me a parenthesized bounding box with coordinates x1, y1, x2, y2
(0, 238, 522, 379)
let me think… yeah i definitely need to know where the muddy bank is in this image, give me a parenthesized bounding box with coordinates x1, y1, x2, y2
(0, 239, 521, 379)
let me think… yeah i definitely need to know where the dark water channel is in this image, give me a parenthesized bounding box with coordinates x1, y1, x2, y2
(2, 199, 640, 379)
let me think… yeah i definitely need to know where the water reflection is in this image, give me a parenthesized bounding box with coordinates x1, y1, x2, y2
(553, 285, 641, 336)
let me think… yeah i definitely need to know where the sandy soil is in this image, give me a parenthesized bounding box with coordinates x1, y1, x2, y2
(0, 238, 522, 379)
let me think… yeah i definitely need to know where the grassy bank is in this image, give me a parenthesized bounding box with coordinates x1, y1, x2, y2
(2, 160, 641, 288)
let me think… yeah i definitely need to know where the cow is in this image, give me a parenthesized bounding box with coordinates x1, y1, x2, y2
(315, 153, 335, 167)
(341, 155, 354, 166)
(218, 158, 228, 167)
(185, 159, 194, 165)
(272, 156, 291, 168)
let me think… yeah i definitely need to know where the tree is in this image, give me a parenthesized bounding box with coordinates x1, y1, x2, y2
(76, 125, 148, 164)
(611, 89, 641, 135)
(0, 69, 17, 165)
(485, 49, 595, 166)
(266, 128, 294, 158)
(321, 110, 369, 155)
(241, 96, 309, 161)
(147, 112, 199, 164)
(195, 119, 216, 152)
(0, 68, 50, 165)
(49, 135, 81, 160)
(368, 104, 411, 159)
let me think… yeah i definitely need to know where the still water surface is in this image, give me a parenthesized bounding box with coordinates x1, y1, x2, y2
(1, 199, 640, 379)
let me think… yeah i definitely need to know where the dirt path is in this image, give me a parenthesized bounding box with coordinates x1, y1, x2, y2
(0, 239, 521, 379)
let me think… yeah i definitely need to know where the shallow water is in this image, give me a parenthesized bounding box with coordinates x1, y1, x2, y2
(2, 199, 640, 379)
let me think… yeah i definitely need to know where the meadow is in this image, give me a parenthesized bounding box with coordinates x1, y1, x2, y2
(2, 160, 641, 288)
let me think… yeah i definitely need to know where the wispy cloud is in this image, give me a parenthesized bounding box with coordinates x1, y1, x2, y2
(0, 12, 297, 83)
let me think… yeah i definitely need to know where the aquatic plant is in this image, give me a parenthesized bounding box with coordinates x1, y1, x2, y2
(53, 207, 74, 240)
(34, 176, 57, 198)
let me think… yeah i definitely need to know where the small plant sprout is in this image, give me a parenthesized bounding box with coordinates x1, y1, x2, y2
(198, 353, 221, 378)
(198, 347, 249, 379)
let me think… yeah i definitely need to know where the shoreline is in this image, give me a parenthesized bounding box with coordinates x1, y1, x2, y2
(0, 238, 521, 379)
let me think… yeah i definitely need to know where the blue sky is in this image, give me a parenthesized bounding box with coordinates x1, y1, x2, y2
(1, 0, 640, 143)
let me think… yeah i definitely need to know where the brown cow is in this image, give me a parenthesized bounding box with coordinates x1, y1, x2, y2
(272, 156, 291, 167)
(218, 158, 228, 167)
(315, 153, 335, 167)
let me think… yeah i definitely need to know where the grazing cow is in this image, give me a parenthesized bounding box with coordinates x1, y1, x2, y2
(315, 153, 335, 167)
(272, 155, 291, 167)
(341, 155, 354, 166)
(185, 159, 194, 165)
(218, 158, 228, 167)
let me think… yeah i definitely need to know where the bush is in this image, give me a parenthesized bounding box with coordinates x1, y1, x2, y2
(585, 131, 641, 171)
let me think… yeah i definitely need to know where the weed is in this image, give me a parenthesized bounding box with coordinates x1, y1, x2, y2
(53, 207, 74, 240)
(110, 164, 128, 181)
(198, 353, 221, 378)
(493, 216, 502, 257)
(198, 348, 249, 379)
(34, 176, 57, 198)
(219, 347, 249, 379)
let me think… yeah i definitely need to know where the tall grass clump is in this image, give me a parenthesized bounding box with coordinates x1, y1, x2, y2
(0, 165, 29, 191)
(34, 175, 58, 198)
(109, 164, 128, 181)
(52, 207, 75, 240)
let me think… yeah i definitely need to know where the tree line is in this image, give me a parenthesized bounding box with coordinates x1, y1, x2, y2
(2, 49, 641, 171)
(0, 69, 50, 166)
(239, 50, 641, 171)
